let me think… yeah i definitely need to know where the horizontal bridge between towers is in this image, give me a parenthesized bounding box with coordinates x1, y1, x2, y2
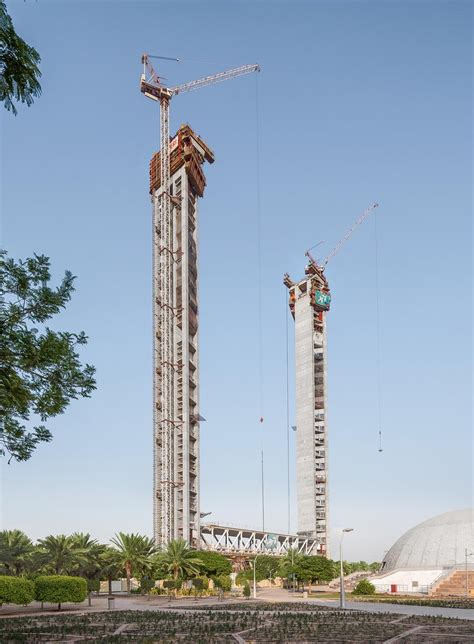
(199, 524, 321, 556)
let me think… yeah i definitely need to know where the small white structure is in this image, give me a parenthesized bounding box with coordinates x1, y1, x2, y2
(371, 569, 443, 594)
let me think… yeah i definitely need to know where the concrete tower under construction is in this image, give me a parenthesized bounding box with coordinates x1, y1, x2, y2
(284, 261, 331, 556)
(149, 124, 214, 547)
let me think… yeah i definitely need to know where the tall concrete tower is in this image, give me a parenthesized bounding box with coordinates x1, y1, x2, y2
(149, 124, 214, 547)
(284, 261, 331, 556)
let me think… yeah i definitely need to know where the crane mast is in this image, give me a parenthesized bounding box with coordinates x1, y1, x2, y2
(141, 54, 259, 545)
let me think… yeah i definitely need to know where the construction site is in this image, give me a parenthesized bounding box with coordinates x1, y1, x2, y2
(140, 54, 381, 559)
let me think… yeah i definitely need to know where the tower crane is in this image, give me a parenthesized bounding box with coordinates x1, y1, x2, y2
(140, 54, 260, 226)
(140, 54, 260, 544)
(305, 202, 379, 271)
(304, 201, 383, 453)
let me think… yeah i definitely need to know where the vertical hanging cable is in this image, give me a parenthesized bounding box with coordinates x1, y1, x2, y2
(285, 288, 291, 534)
(374, 210, 383, 452)
(261, 450, 265, 532)
(255, 73, 265, 529)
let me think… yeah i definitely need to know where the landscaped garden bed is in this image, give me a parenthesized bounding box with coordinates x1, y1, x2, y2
(1, 605, 474, 642)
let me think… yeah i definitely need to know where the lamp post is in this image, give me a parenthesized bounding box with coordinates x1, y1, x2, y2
(465, 549, 473, 597)
(250, 556, 259, 599)
(339, 528, 354, 609)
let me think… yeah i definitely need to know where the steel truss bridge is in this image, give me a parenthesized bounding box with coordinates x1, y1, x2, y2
(200, 524, 320, 556)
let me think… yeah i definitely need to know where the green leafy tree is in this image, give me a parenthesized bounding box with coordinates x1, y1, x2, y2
(34, 575, 87, 610)
(0, 1, 42, 115)
(0, 252, 96, 462)
(253, 555, 281, 582)
(110, 533, 157, 593)
(35, 535, 88, 575)
(158, 539, 203, 583)
(0, 529, 33, 575)
(296, 556, 336, 584)
(195, 551, 231, 577)
(278, 550, 304, 580)
(243, 581, 251, 598)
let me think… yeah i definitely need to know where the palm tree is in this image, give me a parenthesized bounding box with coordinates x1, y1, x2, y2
(159, 539, 203, 584)
(99, 547, 123, 596)
(110, 533, 157, 593)
(0, 529, 33, 575)
(69, 533, 103, 577)
(36, 534, 88, 575)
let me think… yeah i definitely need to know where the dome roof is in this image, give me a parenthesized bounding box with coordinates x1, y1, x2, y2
(382, 509, 474, 572)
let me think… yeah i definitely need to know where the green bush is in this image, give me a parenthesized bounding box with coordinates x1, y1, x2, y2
(212, 574, 231, 591)
(353, 579, 376, 595)
(243, 581, 251, 598)
(191, 576, 209, 591)
(0, 576, 35, 605)
(236, 570, 251, 586)
(35, 575, 87, 609)
(139, 577, 155, 594)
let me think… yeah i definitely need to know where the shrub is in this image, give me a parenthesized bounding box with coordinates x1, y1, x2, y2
(163, 579, 178, 592)
(191, 576, 209, 591)
(353, 579, 376, 595)
(35, 575, 87, 610)
(0, 576, 35, 606)
(243, 581, 251, 598)
(236, 571, 251, 586)
(139, 577, 155, 594)
(213, 575, 231, 592)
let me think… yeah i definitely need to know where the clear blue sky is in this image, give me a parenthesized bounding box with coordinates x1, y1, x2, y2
(1, 1, 471, 562)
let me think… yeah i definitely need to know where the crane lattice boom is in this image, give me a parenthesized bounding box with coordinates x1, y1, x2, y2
(322, 202, 379, 268)
(171, 64, 260, 95)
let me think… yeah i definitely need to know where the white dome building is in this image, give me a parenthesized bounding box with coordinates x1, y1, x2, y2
(372, 509, 474, 594)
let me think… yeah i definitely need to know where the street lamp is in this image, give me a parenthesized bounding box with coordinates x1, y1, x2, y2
(465, 549, 473, 597)
(339, 528, 354, 609)
(249, 556, 259, 599)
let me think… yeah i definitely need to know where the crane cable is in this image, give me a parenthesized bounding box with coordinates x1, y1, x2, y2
(285, 287, 291, 534)
(374, 209, 383, 452)
(255, 73, 265, 530)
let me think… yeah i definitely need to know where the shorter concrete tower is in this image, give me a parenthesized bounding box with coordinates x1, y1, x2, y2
(284, 261, 331, 556)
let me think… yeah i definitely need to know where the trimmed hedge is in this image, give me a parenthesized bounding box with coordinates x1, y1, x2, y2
(0, 576, 35, 605)
(35, 575, 87, 608)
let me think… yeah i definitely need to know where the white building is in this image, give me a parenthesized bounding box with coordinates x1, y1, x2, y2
(372, 509, 474, 594)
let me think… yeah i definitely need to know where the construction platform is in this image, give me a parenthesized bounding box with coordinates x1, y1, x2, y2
(200, 524, 321, 556)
